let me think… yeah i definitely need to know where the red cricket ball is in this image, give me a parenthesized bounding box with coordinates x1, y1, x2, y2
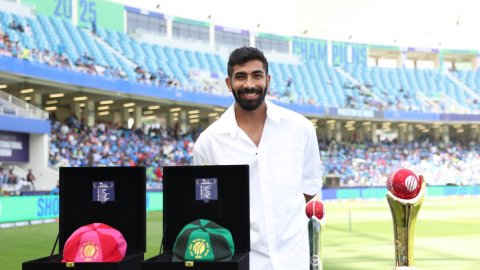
(387, 168, 422, 199)
(305, 200, 325, 220)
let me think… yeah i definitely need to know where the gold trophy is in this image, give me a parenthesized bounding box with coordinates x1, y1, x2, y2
(386, 168, 426, 270)
(306, 200, 325, 270)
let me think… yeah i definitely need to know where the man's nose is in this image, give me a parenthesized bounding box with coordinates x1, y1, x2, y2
(243, 75, 256, 88)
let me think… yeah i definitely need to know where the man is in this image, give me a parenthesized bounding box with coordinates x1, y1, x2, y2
(193, 47, 322, 270)
(7, 168, 17, 185)
(26, 169, 36, 190)
(0, 167, 7, 185)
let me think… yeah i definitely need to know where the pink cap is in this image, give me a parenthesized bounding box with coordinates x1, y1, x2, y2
(62, 223, 127, 263)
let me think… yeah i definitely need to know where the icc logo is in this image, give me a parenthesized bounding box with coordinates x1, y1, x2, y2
(188, 238, 210, 259)
(79, 241, 100, 261)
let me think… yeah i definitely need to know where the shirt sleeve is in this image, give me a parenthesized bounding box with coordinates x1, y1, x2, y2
(302, 123, 323, 196)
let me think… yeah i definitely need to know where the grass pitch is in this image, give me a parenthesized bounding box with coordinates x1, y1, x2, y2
(1, 196, 479, 270)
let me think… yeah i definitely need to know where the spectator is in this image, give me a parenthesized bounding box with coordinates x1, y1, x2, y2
(50, 181, 60, 195)
(7, 169, 17, 185)
(16, 23, 24, 33)
(3, 32, 10, 44)
(283, 77, 292, 97)
(43, 49, 52, 64)
(8, 20, 17, 31)
(0, 167, 7, 185)
(134, 66, 146, 82)
(49, 111, 58, 123)
(24, 23, 32, 36)
(157, 67, 167, 84)
(30, 48, 41, 62)
(11, 42, 20, 58)
(21, 46, 30, 60)
(57, 44, 65, 56)
(65, 112, 79, 129)
(26, 169, 36, 190)
(82, 51, 94, 64)
(91, 19, 97, 36)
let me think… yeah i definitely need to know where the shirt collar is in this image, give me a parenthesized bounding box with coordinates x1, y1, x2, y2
(217, 99, 283, 138)
(265, 100, 283, 124)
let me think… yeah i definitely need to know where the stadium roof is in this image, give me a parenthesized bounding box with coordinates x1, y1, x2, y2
(112, 0, 480, 50)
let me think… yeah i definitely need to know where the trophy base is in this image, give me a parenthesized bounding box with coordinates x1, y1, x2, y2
(394, 267, 416, 270)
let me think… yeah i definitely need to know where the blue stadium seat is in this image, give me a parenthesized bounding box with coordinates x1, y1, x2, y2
(5, 8, 480, 111)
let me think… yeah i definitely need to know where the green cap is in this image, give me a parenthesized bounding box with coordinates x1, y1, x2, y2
(172, 219, 235, 262)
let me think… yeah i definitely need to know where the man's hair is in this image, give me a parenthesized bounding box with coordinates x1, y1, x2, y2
(227, 47, 268, 78)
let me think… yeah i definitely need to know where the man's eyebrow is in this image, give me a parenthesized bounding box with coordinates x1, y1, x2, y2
(252, 70, 265, 75)
(234, 70, 264, 75)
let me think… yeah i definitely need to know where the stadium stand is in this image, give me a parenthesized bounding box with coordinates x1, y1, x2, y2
(3, 7, 479, 112)
(0, 10, 404, 109)
(45, 121, 480, 187)
(48, 118, 198, 189)
(351, 64, 476, 113)
(320, 138, 480, 186)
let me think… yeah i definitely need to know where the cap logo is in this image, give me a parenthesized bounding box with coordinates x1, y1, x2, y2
(195, 178, 218, 203)
(188, 238, 210, 259)
(79, 241, 100, 261)
(92, 181, 115, 203)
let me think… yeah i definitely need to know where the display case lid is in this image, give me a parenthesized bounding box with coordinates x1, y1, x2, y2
(162, 165, 250, 253)
(59, 166, 146, 254)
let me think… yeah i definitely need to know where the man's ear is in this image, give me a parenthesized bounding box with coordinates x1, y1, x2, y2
(226, 77, 232, 92)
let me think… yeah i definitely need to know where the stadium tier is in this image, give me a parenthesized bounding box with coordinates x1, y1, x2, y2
(48, 120, 196, 189)
(3, 8, 480, 111)
(47, 121, 480, 187)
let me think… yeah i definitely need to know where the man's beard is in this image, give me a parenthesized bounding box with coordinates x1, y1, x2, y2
(232, 86, 268, 111)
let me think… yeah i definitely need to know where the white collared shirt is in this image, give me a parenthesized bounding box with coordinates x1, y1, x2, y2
(193, 100, 323, 270)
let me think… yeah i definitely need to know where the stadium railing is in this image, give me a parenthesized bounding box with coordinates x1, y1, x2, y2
(0, 90, 48, 119)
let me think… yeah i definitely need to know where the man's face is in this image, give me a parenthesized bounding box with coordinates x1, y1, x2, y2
(226, 60, 270, 111)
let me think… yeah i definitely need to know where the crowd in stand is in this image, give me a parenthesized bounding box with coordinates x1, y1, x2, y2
(0, 167, 18, 186)
(0, 18, 398, 110)
(320, 138, 480, 186)
(133, 66, 183, 88)
(265, 77, 319, 106)
(8, 19, 29, 35)
(49, 116, 198, 189)
(342, 81, 425, 112)
(0, 167, 36, 195)
(3, 15, 480, 113)
(1, 20, 184, 88)
(46, 116, 480, 188)
(2, 116, 479, 194)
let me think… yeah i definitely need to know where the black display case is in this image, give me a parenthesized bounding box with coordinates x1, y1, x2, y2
(23, 166, 146, 270)
(143, 165, 250, 270)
